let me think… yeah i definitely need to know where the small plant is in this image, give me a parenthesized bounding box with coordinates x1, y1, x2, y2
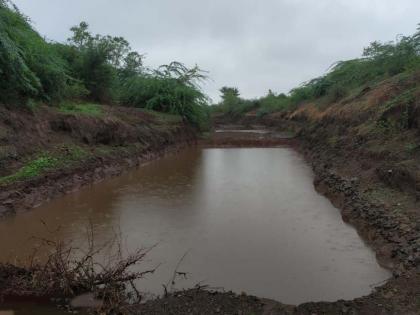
(0, 154, 58, 184)
(58, 102, 103, 117)
(0, 145, 91, 185)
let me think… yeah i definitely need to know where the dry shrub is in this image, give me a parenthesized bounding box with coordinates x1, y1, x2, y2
(0, 222, 157, 314)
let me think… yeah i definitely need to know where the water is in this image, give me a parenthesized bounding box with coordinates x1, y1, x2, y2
(0, 302, 76, 315)
(0, 147, 389, 309)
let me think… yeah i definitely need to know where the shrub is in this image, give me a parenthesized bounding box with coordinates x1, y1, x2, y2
(216, 86, 258, 117)
(0, 1, 74, 104)
(119, 62, 209, 128)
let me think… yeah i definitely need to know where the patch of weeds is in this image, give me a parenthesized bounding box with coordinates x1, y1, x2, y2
(0, 154, 59, 185)
(57, 144, 91, 163)
(256, 107, 270, 118)
(0, 145, 91, 185)
(58, 101, 103, 117)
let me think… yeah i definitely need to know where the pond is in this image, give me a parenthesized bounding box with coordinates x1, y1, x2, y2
(0, 147, 390, 310)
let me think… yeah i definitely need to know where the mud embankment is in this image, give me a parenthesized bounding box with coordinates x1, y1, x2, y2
(0, 106, 196, 217)
(130, 122, 419, 314)
(1, 100, 419, 314)
(207, 102, 420, 314)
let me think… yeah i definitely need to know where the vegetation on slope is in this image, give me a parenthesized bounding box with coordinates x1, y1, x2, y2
(0, 1, 209, 128)
(215, 24, 420, 119)
(0, 145, 89, 185)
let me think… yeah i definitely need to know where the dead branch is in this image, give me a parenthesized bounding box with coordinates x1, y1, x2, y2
(0, 222, 156, 314)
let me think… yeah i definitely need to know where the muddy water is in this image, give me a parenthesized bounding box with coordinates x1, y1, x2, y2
(0, 148, 390, 306)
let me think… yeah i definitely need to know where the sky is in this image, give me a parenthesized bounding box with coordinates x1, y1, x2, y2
(13, 0, 420, 102)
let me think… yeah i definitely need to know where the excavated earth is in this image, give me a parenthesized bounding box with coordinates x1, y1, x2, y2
(133, 125, 419, 315)
(0, 105, 196, 217)
(1, 89, 420, 314)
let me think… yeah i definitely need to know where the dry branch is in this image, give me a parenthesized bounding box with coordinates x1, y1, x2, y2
(0, 223, 156, 314)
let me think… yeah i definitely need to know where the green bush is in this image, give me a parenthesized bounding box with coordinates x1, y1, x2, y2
(58, 101, 103, 117)
(252, 24, 420, 115)
(0, 154, 58, 184)
(287, 27, 420, 106)
(0, 2, 71, 104)
(216, 86, 258, 117)
(256, 91, 291, 117)
(0, 7, 210, 127)
(119, 62, 209, 128)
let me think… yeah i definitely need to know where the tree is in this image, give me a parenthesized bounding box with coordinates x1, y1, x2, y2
(119, 51, 143, 78)
(220, 86, 239, 101)
(69, 21, 92, 48)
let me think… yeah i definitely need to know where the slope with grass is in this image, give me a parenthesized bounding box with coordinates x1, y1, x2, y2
(0, 103, 195, 216)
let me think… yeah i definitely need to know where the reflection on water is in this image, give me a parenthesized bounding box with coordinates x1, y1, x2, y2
(0, 148, 390, 305)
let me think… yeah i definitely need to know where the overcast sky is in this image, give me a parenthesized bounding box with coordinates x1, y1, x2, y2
(13, 0, 420, 102)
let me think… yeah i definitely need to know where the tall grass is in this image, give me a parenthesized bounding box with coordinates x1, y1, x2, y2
(0, 2, 210, 128)
(0, 1, 71, 104)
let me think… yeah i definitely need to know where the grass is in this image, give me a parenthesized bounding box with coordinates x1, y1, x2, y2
(0, 144, 90, 185)
(0, 155, 59, 184)
(58, 102, 103, 117)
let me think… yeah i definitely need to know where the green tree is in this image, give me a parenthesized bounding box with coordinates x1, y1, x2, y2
(220, 86, 240, 101)
(119, 51, 143, 79)
(69, 21, 91, 48)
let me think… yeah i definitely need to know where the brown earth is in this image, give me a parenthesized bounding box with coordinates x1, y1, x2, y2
(134, 125, 420, 315)
(0, 105, 196, 217)
(136, 73, 420, 314)
(1, 74, 420, 315)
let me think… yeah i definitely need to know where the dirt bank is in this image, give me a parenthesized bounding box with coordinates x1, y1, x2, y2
(194, 74, 420, 314)
(1, 98, 420, 314)
(0, 105, 196, 217)
(134, 126, 418, 315)
(136, 127, 420, 314)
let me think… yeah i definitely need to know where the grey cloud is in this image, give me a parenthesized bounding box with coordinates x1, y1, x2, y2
(13, 0, 420, 101)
